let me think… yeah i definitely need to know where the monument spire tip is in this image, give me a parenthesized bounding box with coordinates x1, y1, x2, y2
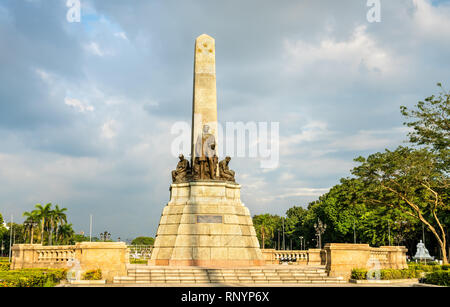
(197, 33, 214, 40)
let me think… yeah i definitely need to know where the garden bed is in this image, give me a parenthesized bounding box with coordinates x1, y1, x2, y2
(351, 264, 449, 287)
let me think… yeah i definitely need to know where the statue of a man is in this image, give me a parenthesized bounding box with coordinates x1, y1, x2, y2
(219, 156, 235, 182)
(172, 154, 190, 183)
(195, 125, 217, 180)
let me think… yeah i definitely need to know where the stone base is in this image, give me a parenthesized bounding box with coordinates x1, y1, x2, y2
(150, 181, 264, 267)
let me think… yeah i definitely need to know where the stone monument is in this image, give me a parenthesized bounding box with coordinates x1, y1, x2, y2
(149, 34, 264, 266)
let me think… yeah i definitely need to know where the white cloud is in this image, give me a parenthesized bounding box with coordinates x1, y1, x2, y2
(84, 42, 105, 57)
(278, 187, 331, 198)
(101, 119, 117, 139)
(329, 127, 410, 151)
(64, 97, 94, 113)
(412, 0, 450, 38)
(284, 25, 396, 75)
(114, 32, 128, 40)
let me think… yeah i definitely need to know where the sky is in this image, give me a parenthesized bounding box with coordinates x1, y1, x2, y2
(0, 0, 449, 241)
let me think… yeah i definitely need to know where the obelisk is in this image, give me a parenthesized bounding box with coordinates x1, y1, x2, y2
(150, 35, 264, 267)
(191, 34, 219, 165)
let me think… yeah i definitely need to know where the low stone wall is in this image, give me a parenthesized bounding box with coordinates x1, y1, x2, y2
(11, 242, 128, 282)
(323, 243, 408, 280)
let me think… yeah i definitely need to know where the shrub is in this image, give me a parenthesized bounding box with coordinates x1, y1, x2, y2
(0, 263, 10, 271)
(130, 259, 147, 264)
(82, 269, 102, 281)
(351, 267, 421, 280)
(408, 263, 441, 272)
(422, 270, 450, 286)
(351, 269, 368, 280)
(441, 264, 450, 271)
(0, 269, 67, 287)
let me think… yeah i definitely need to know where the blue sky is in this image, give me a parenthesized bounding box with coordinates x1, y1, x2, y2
(0, 0, 449, 241)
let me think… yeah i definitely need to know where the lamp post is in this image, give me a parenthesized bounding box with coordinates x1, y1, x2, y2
(299, 236, 304, 250)
(8, 215, 13, 262)
(100, 231, 111, 242)
(314, 219, 327, 249)
(388, 221, 391, 246)
(277, 230, 280, 250)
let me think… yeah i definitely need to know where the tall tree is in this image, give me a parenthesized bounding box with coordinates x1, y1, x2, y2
(352, 147, 449, 263)
(401, 83, 449, 170)
(22, 210, 39, 244)
(34, 203, 52, 245)
(52, 205, 67, 245)
(253, 214, 282, 249)
(57, 224, 75, 245)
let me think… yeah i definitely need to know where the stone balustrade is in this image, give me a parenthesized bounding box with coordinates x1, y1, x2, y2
(273, 250, 308, 263)
(261, 249, 324, 266)
(35, 246, 76, 263)
(11, 242, 128, 282)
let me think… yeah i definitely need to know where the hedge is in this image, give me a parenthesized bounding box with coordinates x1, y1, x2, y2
(351, 268, 420, 280)
(352, 264, 450, 286)
(422, 270, 450, 287)
(0, 269, 67, 287)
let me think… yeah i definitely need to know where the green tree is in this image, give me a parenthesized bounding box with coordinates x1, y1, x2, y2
(52, 205, 67, 245)
(352, 147, 448, 263)
(57, 224, 75, 245)
(131, 237, 155, 246)
(34, 203, 52, 244)
(22, 210, 40, 244)
(401, 83, 449, 170)
(253, 214, 282, 249)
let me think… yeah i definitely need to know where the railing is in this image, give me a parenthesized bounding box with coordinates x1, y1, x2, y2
(36, 246, 76, 263)
(274, 250, 308, 263)
(127, 245, 153, 260)
(369, 249, 390, 265)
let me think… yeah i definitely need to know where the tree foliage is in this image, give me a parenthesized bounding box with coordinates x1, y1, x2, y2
(352, 147, 449, 263)
(131, 236, 155, 246)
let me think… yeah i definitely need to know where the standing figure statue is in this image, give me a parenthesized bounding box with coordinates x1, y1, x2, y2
(172, 154, 190, 183)
(195, 125, 217, 180)
(219, 156, 235, 182)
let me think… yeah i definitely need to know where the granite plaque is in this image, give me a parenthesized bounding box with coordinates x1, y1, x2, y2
(197, 215, 223, 224)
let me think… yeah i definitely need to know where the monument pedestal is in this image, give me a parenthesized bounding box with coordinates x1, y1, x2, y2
(149, 181, 264, 267)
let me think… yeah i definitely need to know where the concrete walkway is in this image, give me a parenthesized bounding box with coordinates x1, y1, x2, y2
(60, 281, 421, 287)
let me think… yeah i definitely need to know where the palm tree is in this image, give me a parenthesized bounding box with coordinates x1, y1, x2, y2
(52, 205, 67, 245)
(58, 224, 75, 245)
(23, 210, 39, 244)
(34, 203, 52, 245)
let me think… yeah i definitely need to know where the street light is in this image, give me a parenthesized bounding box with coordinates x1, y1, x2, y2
(100, 231, 111, 242)
(314, 219, 327, 249)
(299, 236, 304, 250)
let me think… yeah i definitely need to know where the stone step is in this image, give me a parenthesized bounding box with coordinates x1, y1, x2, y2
(115, 266, 343, 285)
